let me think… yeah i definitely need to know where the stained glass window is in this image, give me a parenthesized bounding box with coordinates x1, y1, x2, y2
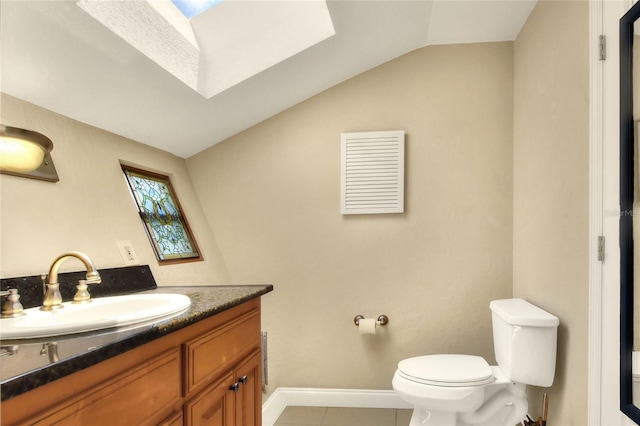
(122, 165, 201, 264)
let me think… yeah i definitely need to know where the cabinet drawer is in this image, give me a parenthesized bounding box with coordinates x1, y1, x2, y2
(33, 348, 181, 426)
(185, 309, 260, 395)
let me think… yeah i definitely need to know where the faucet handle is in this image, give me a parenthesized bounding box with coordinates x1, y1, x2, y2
(72, 280, 91, 304)
(1, 289, 25, 318)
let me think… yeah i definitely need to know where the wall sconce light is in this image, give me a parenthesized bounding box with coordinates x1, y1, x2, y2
(0, 125, 59, 182)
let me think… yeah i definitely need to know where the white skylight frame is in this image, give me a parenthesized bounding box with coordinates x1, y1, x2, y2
(76, 0, 335, 99)
(77, 0, 200, 90)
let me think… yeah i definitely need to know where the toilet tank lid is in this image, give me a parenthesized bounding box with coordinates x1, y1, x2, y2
(490, 298, 559, 327)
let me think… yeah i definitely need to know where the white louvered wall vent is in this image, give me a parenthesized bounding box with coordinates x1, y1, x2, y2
(341, 130, 405, 215)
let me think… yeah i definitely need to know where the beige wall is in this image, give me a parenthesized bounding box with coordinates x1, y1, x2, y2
(0, 93, 229, 285)
(513, 0, 589, 423)
(187, 42, 514, 395)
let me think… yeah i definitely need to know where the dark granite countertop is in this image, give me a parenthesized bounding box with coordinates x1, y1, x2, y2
(0, 284, 273, 401)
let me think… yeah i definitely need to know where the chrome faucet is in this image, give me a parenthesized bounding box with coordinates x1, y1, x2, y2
(42, 252, 101, 311)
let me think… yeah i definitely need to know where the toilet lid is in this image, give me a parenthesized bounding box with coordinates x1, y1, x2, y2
(397, 354, 494, 387)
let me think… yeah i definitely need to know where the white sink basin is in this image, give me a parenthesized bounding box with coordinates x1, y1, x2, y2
(0, 293, 191, 340)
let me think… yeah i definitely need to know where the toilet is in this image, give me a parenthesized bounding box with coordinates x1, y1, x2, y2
(392, 298, 559, 426)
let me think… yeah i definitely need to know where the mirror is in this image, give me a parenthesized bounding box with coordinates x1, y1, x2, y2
(621, 1, 640, 422)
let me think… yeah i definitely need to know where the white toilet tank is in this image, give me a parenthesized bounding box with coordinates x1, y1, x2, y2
(490, 298, 559, 387)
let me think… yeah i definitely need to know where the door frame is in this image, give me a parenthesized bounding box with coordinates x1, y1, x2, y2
(591, 0, 634, 424)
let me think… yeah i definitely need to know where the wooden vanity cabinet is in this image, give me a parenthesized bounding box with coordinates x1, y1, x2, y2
(184, 372, 237, 425)
(184, 349, 262, 426)
(1, 298, 263, 426)
(159, 412, 185, 426)
(233, 351, 262, 426)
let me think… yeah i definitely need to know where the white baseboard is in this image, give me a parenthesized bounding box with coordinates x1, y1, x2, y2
(262, 387, 412, 426)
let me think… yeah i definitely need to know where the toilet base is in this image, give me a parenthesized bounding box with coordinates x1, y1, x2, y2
(409, 409, 456, 425)
(407, 395, 525, 426)
(399, 367, 528, 426)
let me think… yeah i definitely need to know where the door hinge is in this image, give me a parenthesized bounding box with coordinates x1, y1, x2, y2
(599, 35, 606, 61)
(598, 236, 605, 261)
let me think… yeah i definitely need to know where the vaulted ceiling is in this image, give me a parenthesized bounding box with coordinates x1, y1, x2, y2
(0, 1, 536, 158)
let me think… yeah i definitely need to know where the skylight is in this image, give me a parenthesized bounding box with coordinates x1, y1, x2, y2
(171, 0, 222, 19)
(77, 0, 335, 99)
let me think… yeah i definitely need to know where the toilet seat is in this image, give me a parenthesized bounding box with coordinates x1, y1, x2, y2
(397, 354, 494, 387)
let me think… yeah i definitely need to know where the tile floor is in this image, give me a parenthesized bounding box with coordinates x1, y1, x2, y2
(274, 406, 412, 426)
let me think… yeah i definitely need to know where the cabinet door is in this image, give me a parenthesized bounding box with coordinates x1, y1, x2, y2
(184, 372, 236, 426)
(158, 412, 183, 426)
(234, 351, 262, 426)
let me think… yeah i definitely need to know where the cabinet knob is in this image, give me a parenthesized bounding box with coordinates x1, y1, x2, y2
(229, 383, 240, 393)
(239, 375, 248, 385)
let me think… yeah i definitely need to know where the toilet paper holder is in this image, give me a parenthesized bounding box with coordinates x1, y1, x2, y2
(354, 314, 389, 326)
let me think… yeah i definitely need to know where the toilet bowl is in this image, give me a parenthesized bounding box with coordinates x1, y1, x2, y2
(392, 356, 526, 425)
(392, 299, 559, 426)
